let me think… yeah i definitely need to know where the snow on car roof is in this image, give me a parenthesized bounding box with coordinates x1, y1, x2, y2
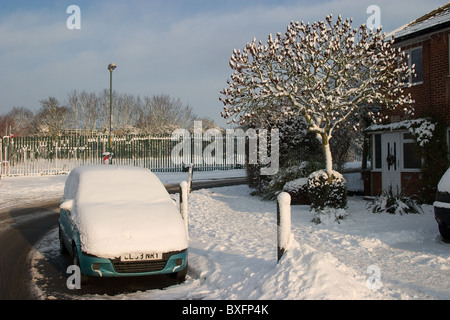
(62, 165, 188, 258)
(66, 165, 172, 204)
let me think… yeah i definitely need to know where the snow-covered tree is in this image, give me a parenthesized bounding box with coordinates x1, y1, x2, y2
(220, 15, 414, 175)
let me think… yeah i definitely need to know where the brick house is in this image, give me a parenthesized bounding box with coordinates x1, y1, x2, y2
(363, 3, 450, 198)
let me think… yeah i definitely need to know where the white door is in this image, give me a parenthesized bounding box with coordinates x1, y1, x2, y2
(382, 132, 401, 192)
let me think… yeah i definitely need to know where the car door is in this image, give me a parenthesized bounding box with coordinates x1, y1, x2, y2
(59, 200, 78, 255)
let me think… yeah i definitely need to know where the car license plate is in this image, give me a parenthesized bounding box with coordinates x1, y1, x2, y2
(120, 253, 163, 262)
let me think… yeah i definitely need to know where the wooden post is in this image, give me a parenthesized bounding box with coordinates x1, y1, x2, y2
(277, 192, 291, 263)
(180, 181, 189, 236)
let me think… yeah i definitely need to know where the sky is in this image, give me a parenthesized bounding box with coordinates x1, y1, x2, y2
(0, 0, 448, 128)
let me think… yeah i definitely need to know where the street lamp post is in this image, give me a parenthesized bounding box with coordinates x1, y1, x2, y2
(107, 63, 117, 152)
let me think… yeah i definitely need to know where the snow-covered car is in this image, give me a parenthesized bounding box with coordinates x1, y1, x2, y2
(58, 165, 188, 282)
(434, 167, 450, 241)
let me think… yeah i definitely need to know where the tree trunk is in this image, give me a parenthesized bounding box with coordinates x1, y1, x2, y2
(321, 134, 333, 176)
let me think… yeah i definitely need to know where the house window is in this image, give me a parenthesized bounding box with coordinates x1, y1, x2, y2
(403, 133, 422, 169)
(404, 47, 423, 84)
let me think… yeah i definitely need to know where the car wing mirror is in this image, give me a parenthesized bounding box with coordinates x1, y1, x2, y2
(60, 199, 74, 212)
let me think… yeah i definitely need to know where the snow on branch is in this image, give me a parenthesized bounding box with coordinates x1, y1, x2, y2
(219, 15, 414, 129)
(219, 14, 415, 174)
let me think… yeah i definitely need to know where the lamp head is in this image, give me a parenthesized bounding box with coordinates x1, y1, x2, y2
(108, 63, 117, 71)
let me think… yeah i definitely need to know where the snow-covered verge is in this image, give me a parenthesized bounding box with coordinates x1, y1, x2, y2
(132, 187, 448, 300)
(1, 171, 449, 300)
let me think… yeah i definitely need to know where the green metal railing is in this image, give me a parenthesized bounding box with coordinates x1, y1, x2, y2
(0, 134, 245, 177)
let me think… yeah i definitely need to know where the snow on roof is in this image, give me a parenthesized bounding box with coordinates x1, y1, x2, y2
(366, 118, 435, 147)
(366, 118, 426, 132)
(387, 3, 450, 41)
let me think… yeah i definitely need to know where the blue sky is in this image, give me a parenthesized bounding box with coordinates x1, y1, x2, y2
(0, 0, 448, 127)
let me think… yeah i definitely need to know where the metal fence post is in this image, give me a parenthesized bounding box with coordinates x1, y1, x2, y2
(180, 181, 189, 236)
(187, 164, 194, 193)
(277, 192, 291, 263)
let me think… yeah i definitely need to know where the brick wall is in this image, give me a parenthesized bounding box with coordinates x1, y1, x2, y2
(402, 30, 450, 126)
(401, 172, 421, 196)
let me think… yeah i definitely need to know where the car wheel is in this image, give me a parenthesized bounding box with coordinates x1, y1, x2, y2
(58, 225, 68, 255)
(172, 263, 188, 283)
(72, 245, 88, 285)
(438, 223, 450, 242)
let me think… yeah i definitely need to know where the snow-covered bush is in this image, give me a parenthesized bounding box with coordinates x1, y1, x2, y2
(417, 117, 448, 204)
(259, 165, 304, 200)
(283, 178, 310, 205)
(311, 207, 348, 225)
(308, 170, 347, 223)
(255, 161, 321, 200)
(368, 185, 422, 215)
